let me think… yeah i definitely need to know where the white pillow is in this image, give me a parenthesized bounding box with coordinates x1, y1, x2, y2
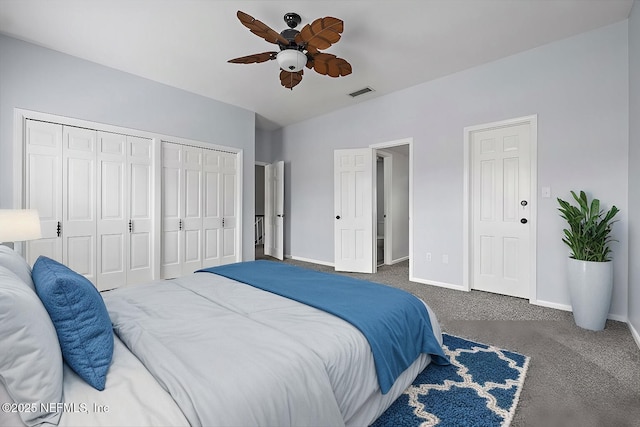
(0, 380, 26, 427)
(0, 266, 63, 426)
(0, 245, 35, 291)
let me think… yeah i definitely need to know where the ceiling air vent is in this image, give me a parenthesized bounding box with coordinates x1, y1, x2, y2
(348, 87, 374, 98)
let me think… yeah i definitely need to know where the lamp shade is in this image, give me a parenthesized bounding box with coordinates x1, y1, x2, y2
(0, 209, 42, 242)
(276, 49, 307, 72)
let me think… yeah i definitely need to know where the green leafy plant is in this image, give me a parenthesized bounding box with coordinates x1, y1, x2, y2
(557, 190, 620, 262)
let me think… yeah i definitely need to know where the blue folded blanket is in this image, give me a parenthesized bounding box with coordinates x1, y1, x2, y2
(198, 260, 449, 394)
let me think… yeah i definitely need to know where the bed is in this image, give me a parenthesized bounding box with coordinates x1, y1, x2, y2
(0, 246, 447, 427)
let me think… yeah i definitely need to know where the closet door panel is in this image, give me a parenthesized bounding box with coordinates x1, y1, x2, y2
(160, 142, 239, 276)
(25, 120, 63, 265)
(96, 132, 126, 290)
(63, 126, 96, 284)
(202, 151, 222, 267)
(127, 136, 153, 285)
(182, 146, 203, 275)
(161, 142, 183, 278)
(220, 155, 238, 264)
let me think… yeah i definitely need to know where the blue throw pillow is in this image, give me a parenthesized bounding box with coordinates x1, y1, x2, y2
(32, 256, 113, 390)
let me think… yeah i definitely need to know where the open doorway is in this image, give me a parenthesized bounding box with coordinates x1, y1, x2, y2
(255, 161, 285, 261)
(333, 139, 412, 274)
(255, 163, 266, 260)
(374, 144, 410, 268)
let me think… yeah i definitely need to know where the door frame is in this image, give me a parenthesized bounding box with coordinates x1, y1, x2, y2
(370, 137, 413, 275)
(462, 114, 538, 301)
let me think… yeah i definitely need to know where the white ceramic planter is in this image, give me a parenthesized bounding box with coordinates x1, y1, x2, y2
(566, 258, 613, 331)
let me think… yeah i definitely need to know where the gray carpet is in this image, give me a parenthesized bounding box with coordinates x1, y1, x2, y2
(257, 248, 640, 427)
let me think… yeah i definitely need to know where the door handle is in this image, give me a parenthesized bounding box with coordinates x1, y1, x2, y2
(336, 215, 341, 220)
(129, 220, 133, 233)
(56, 221, 61, 237)
(520, 218, 528, 224)
(179, 219, 183, 230)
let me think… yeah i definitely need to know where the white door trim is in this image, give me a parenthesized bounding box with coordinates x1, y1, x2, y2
(462, 115, 538, 301)
(370, 137, 413, 276)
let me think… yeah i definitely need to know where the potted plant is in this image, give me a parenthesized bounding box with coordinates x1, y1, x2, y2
(557, 190, 619, 331)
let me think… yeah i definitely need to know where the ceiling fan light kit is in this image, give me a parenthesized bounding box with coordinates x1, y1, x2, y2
(228, 10, 352, 89)
(276, 49, 307, 72)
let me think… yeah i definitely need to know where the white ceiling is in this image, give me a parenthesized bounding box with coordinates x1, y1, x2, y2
(0, 1, 633, 130)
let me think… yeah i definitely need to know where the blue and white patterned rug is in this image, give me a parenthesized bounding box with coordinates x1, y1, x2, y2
(372, 333, 530, 427)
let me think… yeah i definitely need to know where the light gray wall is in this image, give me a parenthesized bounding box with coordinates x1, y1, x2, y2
(629, 1, 640, 337)
(272, 21, 630, 319)
(255, 128, 274, 163)
(0, 35, 256, 260)
(390, 150, 409, 262)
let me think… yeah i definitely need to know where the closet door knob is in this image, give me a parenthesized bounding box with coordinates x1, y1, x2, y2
(129, 220, 133, 233)
(336, 215, 341, 220)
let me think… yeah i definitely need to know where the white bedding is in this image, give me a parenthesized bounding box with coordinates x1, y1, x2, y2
(1, 270, 442, 427)
(103, 271, 442, 427)
(0, 336, 188, 427)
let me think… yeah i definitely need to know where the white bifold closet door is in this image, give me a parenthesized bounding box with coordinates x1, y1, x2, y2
(161, 141, 238, 279)
(96, 132, 153, 288)
(24, 119, 153, 290)
(24, 120, 64, 264)
(63, 126, 98, 284)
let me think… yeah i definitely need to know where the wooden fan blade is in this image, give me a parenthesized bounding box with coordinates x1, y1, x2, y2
(294, 17, 343, 51)
(279, 69, 303, 89)
(228, 52, 277, 64)
(236, 10, 290, 46)
(309, 53, 352, 78)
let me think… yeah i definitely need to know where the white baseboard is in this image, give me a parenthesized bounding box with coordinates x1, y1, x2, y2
(285, 254, 334, 267)
(532, 299, 572, 312)
(533, 299, 627, 322)
(409, 276, 468, 292)
(629, 322, 640, 351)
(388, 256, 409, 265)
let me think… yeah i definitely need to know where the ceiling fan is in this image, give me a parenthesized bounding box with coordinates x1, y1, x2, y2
(228, 11, 352, 90)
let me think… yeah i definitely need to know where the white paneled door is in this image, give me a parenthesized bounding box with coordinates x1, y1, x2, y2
(471, 123, 531, 298)
(264, 161, 284, 260)
(219, 153, 238, 265)
(63, 126, 97, 284)
(182, 146, 204, 275)
(334, 149, 375, 273)
(24, 120, 63, 265)
(96, 132, 154, 290)
(97, 131, 126, 288)
(25, 119, 155, 290)
(160, 142, 183, 278)
(203, 150, 238, 267)
(161, 142, 239, 278)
